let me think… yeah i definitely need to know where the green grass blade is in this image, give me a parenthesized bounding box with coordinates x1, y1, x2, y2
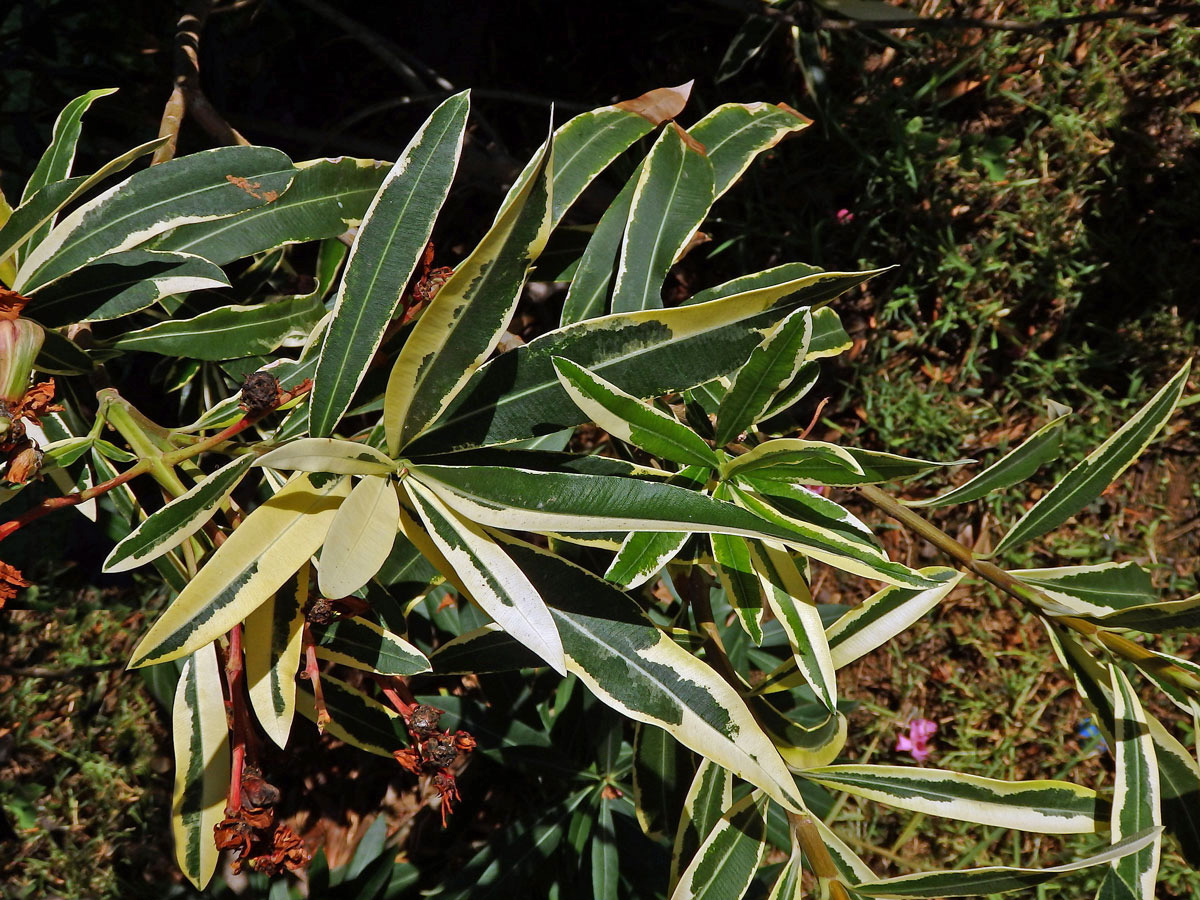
(309, 93, 469, 438)
(993, 360, 1191, 556)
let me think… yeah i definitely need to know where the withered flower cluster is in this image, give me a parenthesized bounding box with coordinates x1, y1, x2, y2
(213, 766, 310, 875)
(393, 704, 477, 825)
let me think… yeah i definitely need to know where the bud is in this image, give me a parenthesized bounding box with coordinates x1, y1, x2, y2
(0, 311, 44, 405)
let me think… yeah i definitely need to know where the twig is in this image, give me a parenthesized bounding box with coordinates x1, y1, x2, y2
(153, 0, 249, 165)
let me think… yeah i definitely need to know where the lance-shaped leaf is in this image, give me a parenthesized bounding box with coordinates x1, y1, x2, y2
(102, 454, 255, 574)
(129, 472, 350, 668)
(553, 355, 721, 468)
(318, 475, 399, 598)
(606, 530, 691, 590)
(405, 479, 566, 674)
(15, 145, 296, 292)
(715, 307, 812, 445)
(244, 567, 307, 748)
(309, 94, 469, 438)
(711, 528, 766, 644)
(749, 692, 847, 770)
(592, 795, 619, 900)
(1045, 621, 1200, 864)
(902, 410, 1069, 508)
(411, 464, 937, 588)
(759, 361, 821, 422)
(296, 672, 406, 757)
(29, 249, 230, 327)
(111, 295, 324, 360)
(1108, 665, 1161, 898)
(747, 539, 836, 711)
(0, 137, 165, 267)
(501, 537, 805, 811)
(723, 437, 863, 481)
(765, 847, 803, 900)
(993, 359, 1191, 556)
(560, 167, 638, 325)
(171, 643, 230, 890)
(313, 615, 430, 676)
(256, 437, 397, 477)
(849, 828, 1162, 898)
(409, 270, 863, 453)
(671, 759, 735, 889)
(669, 793, 768, 900)
(799, 765, 1102, 833)
(738, 476, 883, 556)
(822, 568, 963, 670)
(1078, 591, 1200, 634)
(16, 88, 117, 263)
(610, 124, 714, 313)
(691, 101, 811, 198)
(1012, 563, 1155, 616)
(430, 624, 544, 674)
(812, 814, 876, 884)
(385, 122, 553, 452)
(155, 155, 388, 265)
(633, 724, 693, 840)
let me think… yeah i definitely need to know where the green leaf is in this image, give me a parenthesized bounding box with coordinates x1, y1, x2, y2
(723, 438, 864, 481)
(738, 475, 883, 556)
(902, 411, 1068, 508)
(154, 155, 388, 265)
(410, 269, 865, 454)
(633, 724, 693, 840)
(559, 168, 638, 325)
(313, 615, 430, 676)
(170, 643, 230, 890)
(553, 355, 721, 468)
(255, 437, 397, 477)
(244, 567, 307, 748)
(715, 307, 812, 445)
(111, 295, 324, 360)
(309, 94, 469, 438)
(669, 793, 768, 900)
(429, 623, 544, 674)
(759, 361, 821, 422)
(812, 814, 876, 883)
(1107, 666, 1161, 897)
(16, 88, 118, 264)
(1012, 563, 1155, 616)
(711, 530, 766, 643)
(412, 464, 937, 588)
(671, 760, 735, 890)
(611, 123, 714, 313)
(799, 765, 1102, 833)
(993, 360, 1191, 556)
(28, 249, 230, 327)
(849, 828, 1162, 898)
(15, 145, 297, 292)
(765, 846, 803, 900)
(0, 137, 166, 268)
(592, 795, 620, 900)
(317, 475, 399, 598)
(385, 119, 553, 452)
(405, 479, 567, 674)
(103, 454, 255, 574)
(33, 328, 93, 376)
(296, 671, 406, 757)
(129, 472, 350, 668)
(500, 537, 805, 811)
(1075, 591, 1200, 634)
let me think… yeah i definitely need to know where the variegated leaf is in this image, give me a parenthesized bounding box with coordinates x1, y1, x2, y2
(670, 759, 735, 890)
(633, 723, 693, 840)
(244, 566, 307, 748)
(798, 765, 1102, 833)
(1108, 665, 1161, 897)
(993, 360, 1190, 556)
(129, 472, 350, 668)
(317, 474, 399, 598)
(385, 121, 553, 451)
(171, 643, 230, 890)
(296, 672, 405, 756)
(309, 94, 469, 438)
(313, 615, 430, 676)
(255, 437, 397, 476)
(669, 793, 768, 900)
(103, 454, 255, 573)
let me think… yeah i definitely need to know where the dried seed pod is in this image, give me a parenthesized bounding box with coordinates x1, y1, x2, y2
(423, 734, 458, 768)
(239, 371, 282, 414)
(408, 705, 442, 739)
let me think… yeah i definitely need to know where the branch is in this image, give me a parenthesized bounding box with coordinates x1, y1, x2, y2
(153, 0, 249, 165)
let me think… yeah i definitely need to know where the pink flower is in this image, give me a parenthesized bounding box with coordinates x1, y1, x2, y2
(835, 208, 854, 225)
(896, 718, 937, 763)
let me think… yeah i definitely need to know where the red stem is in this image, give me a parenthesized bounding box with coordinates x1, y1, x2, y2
(223, 623, 253, 815)
(303, 623, 329, 731)
(374, 675, 417, 717)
